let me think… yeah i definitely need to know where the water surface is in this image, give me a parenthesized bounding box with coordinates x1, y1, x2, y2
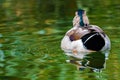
(0, 0, 120, 80)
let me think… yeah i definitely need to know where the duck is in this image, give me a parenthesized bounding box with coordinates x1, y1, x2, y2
(61, 9, 111, 59)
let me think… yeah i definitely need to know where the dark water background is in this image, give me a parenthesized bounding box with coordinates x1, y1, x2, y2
(0, 0, 120, 80)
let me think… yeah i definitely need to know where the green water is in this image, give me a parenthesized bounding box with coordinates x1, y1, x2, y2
(0, 0, 120, 80)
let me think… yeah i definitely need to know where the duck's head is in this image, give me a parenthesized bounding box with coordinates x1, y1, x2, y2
(77, 9, 85, 17)
(73, 9, 89, 27)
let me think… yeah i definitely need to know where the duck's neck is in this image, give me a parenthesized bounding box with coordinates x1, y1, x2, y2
(73, 15, 89, 27)
(73, 16, 84, 27)
(79, 16, 84, 27)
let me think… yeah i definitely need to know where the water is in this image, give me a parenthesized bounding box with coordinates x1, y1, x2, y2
(0, 0, 120, 80)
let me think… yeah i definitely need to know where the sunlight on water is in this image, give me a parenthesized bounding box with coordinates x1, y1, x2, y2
(0, 0, 120, 80)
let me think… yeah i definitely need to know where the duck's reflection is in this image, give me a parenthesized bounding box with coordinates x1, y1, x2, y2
(67, 51, 110, 72)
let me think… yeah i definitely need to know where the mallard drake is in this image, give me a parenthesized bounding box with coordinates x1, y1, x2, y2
(61, 9, 111, 59)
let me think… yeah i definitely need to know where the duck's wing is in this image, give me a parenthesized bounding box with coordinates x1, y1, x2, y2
(61, 27, 90, 54)
(88, 25, 104, 33)
(66, 28, 90, 41)
(82, 25, 111, 51)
